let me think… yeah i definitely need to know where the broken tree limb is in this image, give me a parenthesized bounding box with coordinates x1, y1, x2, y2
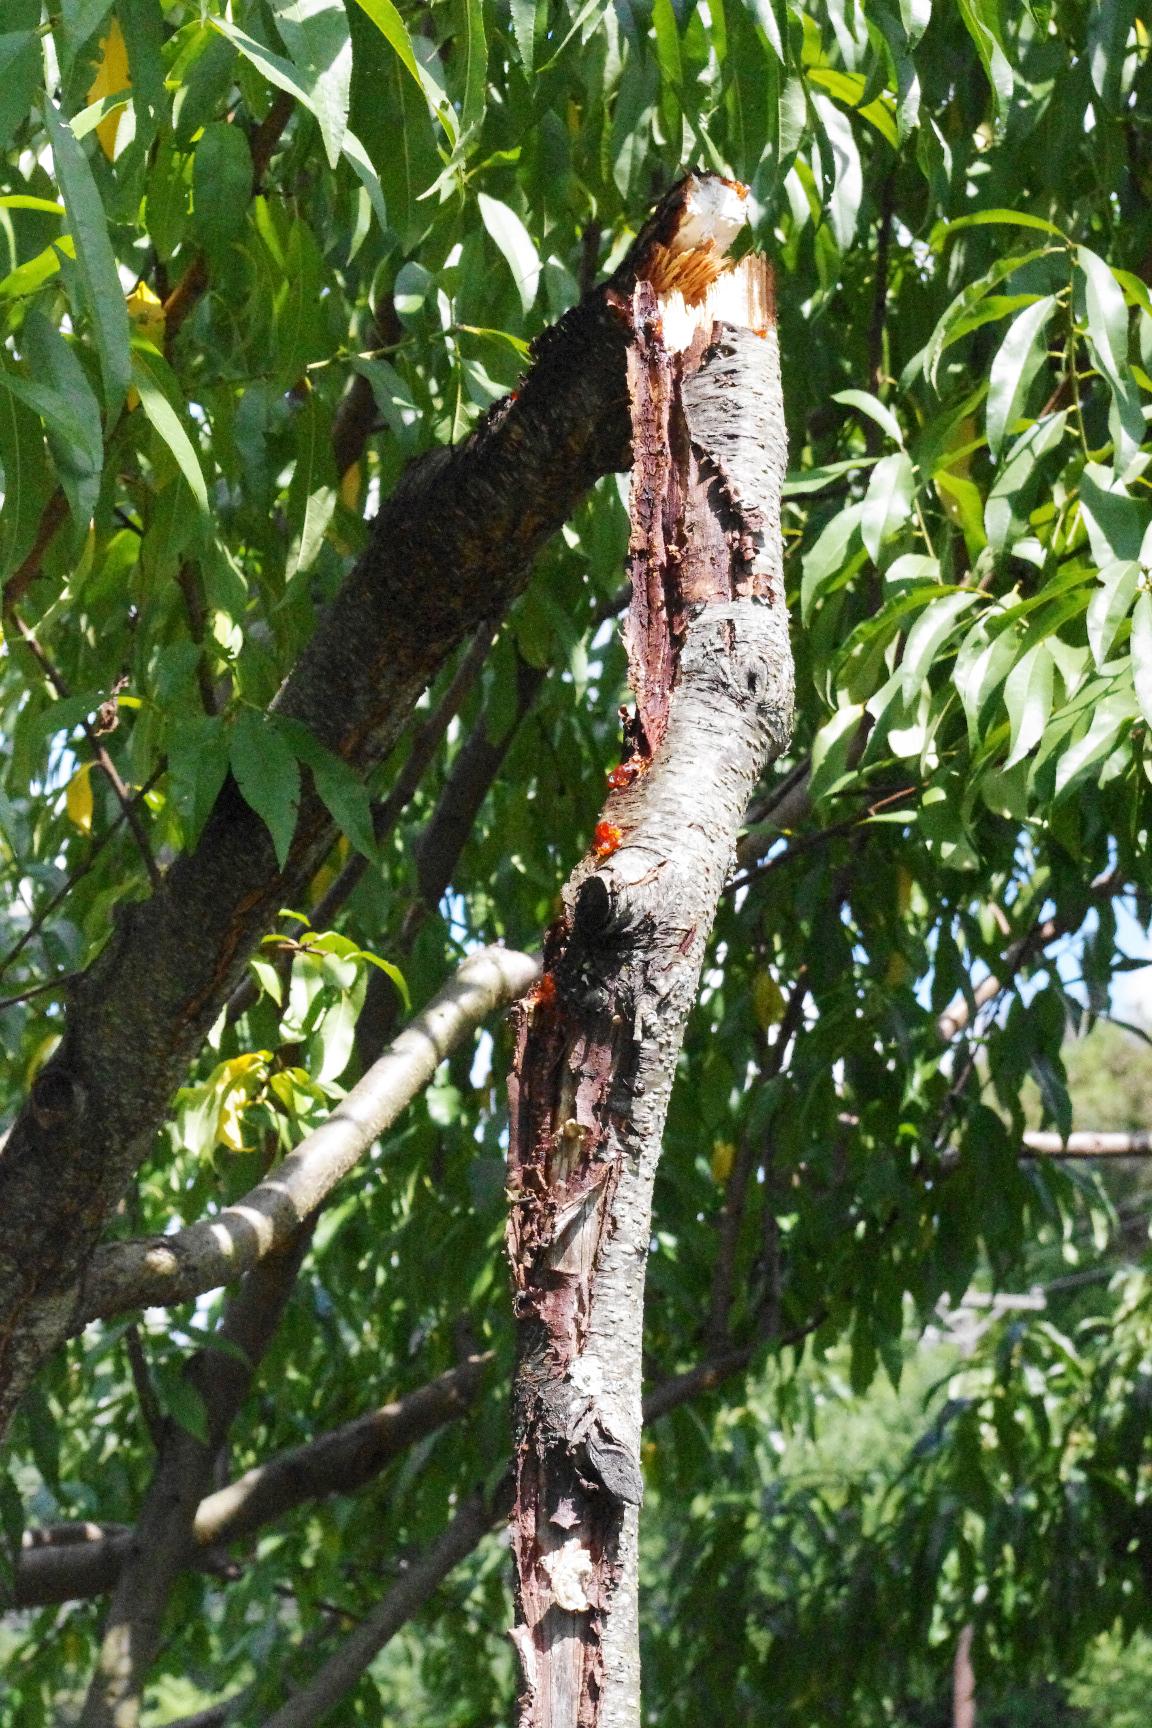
(505, 196, 793, 1728)
(74, 947, 539, 1329)
(0, 172, 743, 1443)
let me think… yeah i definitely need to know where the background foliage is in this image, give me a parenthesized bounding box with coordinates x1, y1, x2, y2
(2, 0, 1152, 1721)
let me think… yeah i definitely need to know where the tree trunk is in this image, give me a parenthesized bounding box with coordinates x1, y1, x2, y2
(505, 218, 793, 1728)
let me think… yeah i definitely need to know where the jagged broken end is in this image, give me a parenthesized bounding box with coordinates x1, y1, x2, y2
(659, 252, 776, 353)
(620, 171, 753, 305)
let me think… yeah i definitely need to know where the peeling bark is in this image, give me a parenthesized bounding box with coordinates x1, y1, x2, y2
(505, 240, 792, 1728)
(0, 175, 744, 1439)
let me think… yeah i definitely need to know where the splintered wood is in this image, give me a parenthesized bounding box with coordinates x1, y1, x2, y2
(507, 175, 793, 1728)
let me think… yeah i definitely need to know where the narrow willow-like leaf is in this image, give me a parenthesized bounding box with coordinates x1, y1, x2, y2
(1131, 591, 1152, 730)
(42, 99, 131, 420)
(477, 192, 540, 314)
(270, 0, 353, 169)
(212, 18, 387, 232)
(1003, 642, 1054, 768)
(985, 295, 1057, 458)
(130, 347, 208, 513)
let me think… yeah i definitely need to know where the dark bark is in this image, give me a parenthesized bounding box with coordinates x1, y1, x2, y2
(0, 176, 744, 1439)
(505, 235, 792, 1728)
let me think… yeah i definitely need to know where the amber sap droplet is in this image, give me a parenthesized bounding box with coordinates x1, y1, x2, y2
(533, 973, 558, 1008)
(606, 754, 644, 791)
(593, 821, 623, 859)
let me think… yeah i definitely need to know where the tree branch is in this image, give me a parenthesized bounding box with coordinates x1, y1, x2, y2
(0, 169, 723, 1437)
(75, 946, 540, 1328)
(12, 1354, 492, 1608)
(1021, 1130, 1152, 1158)
(79, 1226, 313, 1728)
(256, 1484, 506, 1728)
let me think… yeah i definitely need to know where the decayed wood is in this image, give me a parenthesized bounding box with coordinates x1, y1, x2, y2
(505, 220, 793, 1728)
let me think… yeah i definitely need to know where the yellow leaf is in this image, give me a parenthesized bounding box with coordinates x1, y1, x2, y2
(711, 1139, 736, 1183)
(885, 951, 910, 987)
(88, 17, 131, 161)
(65, 763, 94, 834)
(339, 460, 362, 513)
(26, 1033, 61, 1085)
(751, 970, 785, 1029)
(213, 1052, 269, 1153)
(896, 866, 913, 915)
(126, 280, 165, 350)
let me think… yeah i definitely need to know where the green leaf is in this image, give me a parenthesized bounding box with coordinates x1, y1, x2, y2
(899, 590, 981, 699)
(360, 950, 411, 1013)
(898, 0, 932, 44)
(956, 0, 1014, 119)
(0, 30, 41, 153)
(920, 248, 1054, 390)
(1078, 463, 1150, 564)
(813, 94, 863, 251)
(249, 956, 284, 1008)
(652, 0, 683, 143)
(0, 234, 77, 301)
(42, 99, 131, 421)
(509, 0, 539, 71)
(477, 192, 540, 315)
(940, 208, 1065, 240)
(985, 295, 1057, 458)
(275, 718, 376, 862)
(833, 388, 904, 448)
(808, 703, 866, 808)
(1003, 642, 1054, 768)
(1079, 244, 1143, 465)
(1086, 0, 1138, 112)
(167, 713, 230, 847)
(801, 502, 864, 621)
(953, 615, 1019, 742)
(286, 389, 337, 582)
(0, 356, 51, 581)
(1087, 560, 1139, 669)
(1053, 688, 1137, 797)
(349, 0, 423, 89)
(130, 346, 209, 514)
(212, 18, 387, 234)
(192, 122, 254, 253)
(1131, 591, 1152, 731)
(7, 310, 103, 529)
(452, 0, 488, 136)
(229, 710, 302, 871)
(985, 410, 1067, 554)
(1079, 246, 1130, 388)
(861, 453, 915, 563)
(270, 0, 353, 169)
(782, 457, 879, 497)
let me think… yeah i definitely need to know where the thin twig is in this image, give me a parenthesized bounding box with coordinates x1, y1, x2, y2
(0, 768, 163, 985)
(9, 610, 162, 890)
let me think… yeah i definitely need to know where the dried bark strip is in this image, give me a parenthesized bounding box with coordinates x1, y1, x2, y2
(506, 225, 793, 1728)
(0, 176, 742, 1440)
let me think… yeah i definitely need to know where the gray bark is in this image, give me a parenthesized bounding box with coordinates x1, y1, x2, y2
(75, 947, 538, 1327)
(506, 241, 792, 1728)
